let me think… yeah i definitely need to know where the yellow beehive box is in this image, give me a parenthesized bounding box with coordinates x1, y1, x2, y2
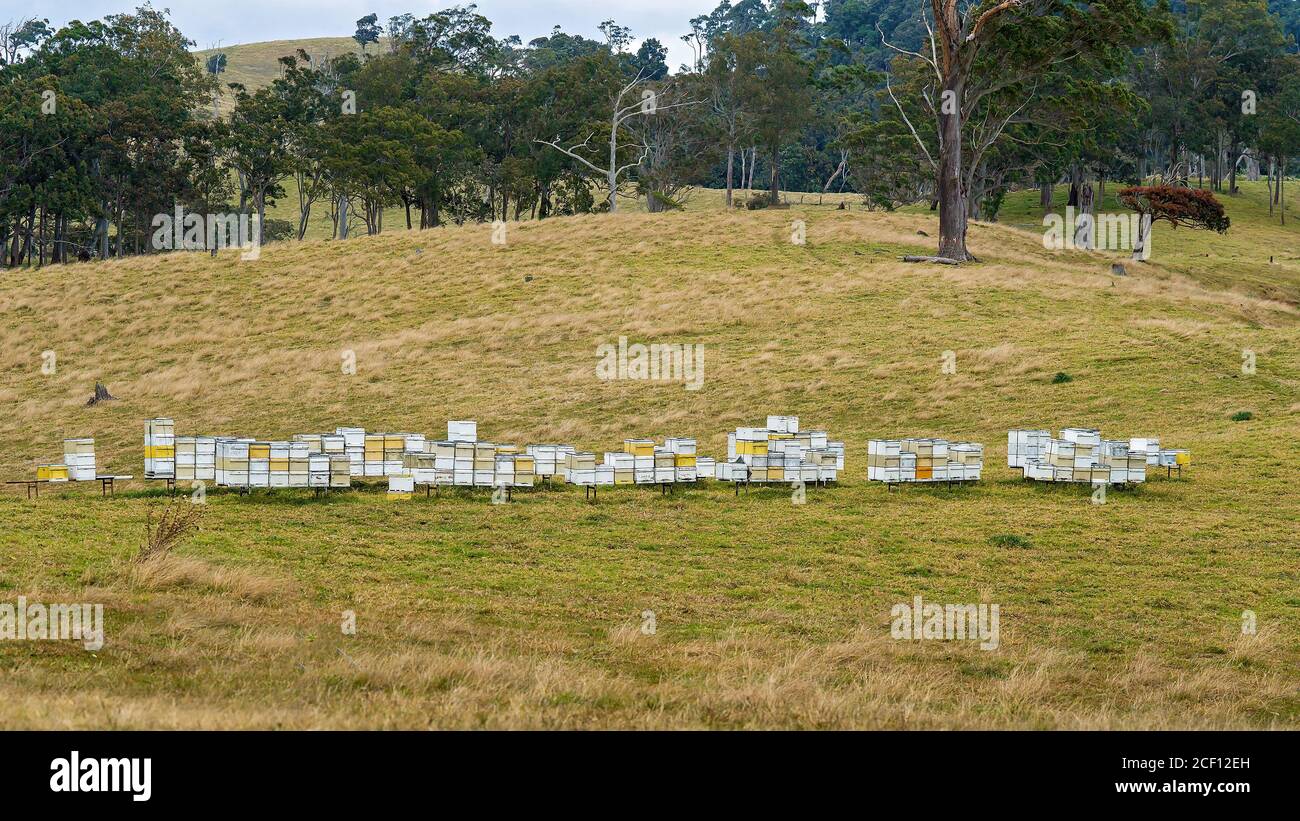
(674, 455, 697, 467)
(37, 464, 69, 481)
(623, 439, 655, 457)
(143, 445, 175, 458)
(248, 443, 271, 459)
(268, 459, 290, 472)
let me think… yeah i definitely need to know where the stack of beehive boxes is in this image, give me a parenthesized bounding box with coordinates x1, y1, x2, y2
(948, 443, 984, 480)
(333, 428, 365, 476)
(696, 456, 716, 480)
(215, 439, 250, 488)
(664, 438, 697, 482)
(362, 433, 411, 477)
(265, 441, 313, 488)
(401, 451, 440, 487)
(868, 438, 983, 483)
(1128, 437, 1159, 467)
(362, 433, 383, 477)
(473, 442, 497, 486)
(564, 451, 614, 487)
(621, 439, 655, 483)
(526, 444, 576, 479)
(291, 434, 352, 488)
(494, 453, 536, 487)
(307, 454, 330, 488)
(328, 454, 351, 487)
(1016, 427, 1171, 484)
(247, 442, 271, 487)
(604, 449, 635, 485)
(63, 438, 96, 481)
(1007, 430, 1050, 469)
(724, 416, 842, 483)
(1096, 439, 1146, 484)
(867, 440, 911, 483)
(144, 418, 175, 479)
(175, 436, 217, 482)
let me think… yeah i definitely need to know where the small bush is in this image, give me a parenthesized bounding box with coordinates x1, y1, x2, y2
(989, 534, 1032, 549)
(1230, 410, 1253, 422)
(260, 218, 297, 244)
(1051, 372, 1073, 384)
(137, 498, 204, 563)
(745, 196, 770, 210)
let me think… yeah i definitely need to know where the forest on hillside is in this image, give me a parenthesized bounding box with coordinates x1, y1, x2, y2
(2, 0, 1299, 265)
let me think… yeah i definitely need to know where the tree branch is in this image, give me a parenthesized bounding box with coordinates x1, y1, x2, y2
(967, 0, 1022, 43)
(885, 74, 938, 170)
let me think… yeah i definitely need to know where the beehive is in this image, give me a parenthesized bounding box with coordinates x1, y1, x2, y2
(144, 418, 175, 479)
(63, 438, 96, 481)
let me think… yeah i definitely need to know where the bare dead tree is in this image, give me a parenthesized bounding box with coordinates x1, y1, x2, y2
(535, 69, 699, 213)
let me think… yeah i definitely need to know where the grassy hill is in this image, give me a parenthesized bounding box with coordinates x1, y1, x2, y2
(194, 38, 375, 114)
(0, 186, 1297, 729)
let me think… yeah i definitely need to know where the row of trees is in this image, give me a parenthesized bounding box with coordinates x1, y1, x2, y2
(2, 0, 1298, 267)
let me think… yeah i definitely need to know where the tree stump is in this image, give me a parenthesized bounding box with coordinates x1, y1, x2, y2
(87, 382, 116, 406)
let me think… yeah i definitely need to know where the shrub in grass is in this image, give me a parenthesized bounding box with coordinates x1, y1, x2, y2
(989, 534, 1031, 549)
(137, 498, 205, 563)
(1051, 372, 1073, 384)
(1230, 411, 1253, 421)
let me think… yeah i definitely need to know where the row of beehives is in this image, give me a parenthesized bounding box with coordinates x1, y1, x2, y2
(1009, 428, 1190, 483)
(383, 415, 846, 493)
(866, 439, 984, 483)
(134, 416, 845, 492)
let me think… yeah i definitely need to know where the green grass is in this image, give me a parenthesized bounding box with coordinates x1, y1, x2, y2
(0, 184, 1296, 728)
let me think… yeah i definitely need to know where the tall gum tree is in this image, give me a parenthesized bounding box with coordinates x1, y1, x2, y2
(884, 0, 1170, 261)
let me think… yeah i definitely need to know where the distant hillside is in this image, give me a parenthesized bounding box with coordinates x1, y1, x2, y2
(194, 37, 382, 113)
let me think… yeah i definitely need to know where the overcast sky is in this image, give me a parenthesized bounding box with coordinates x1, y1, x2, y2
(6, 1, 720, 71)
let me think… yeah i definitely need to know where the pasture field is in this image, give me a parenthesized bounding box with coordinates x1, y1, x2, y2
(0, 184, 1296, 729)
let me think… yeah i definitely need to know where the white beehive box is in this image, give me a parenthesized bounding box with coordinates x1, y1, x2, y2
(448, 420, 477, 443)
(63, 438, 96, 481)
(766, 415, 799, 434)
(144, 418, 176, 479)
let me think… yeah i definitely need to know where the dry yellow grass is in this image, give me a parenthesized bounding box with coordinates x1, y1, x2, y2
(0, 187, 1296, 729)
